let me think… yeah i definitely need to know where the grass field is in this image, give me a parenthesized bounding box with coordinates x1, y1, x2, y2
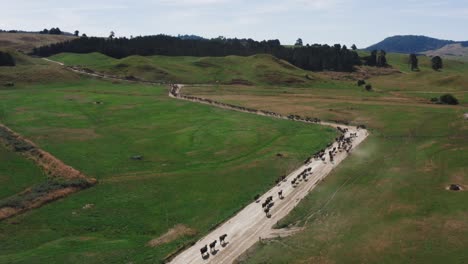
(50, 52, 318, 86)
(358, 52, 468, 104)
(1, 49, 466, 263)
(0, 77, 336, 263)
(0, 145, 46, 200)
(183, 55, 468, 263)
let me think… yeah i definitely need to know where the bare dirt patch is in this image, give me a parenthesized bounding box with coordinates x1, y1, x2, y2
(148, 225, 197, 247)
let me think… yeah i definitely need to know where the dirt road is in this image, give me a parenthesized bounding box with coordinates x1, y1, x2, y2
(41, 61, 369, 263)
(169, 85, 369, 264)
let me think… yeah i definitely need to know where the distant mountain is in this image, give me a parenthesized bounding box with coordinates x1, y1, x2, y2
(366, 35, 468, 54)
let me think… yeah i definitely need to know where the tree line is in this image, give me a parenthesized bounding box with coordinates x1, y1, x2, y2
(32, 35, 362, 72)
(40, 27, 63, 35)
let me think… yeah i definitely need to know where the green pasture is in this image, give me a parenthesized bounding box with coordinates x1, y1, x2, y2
(0, 78, 336, 263)
(50, 52, 317, 86)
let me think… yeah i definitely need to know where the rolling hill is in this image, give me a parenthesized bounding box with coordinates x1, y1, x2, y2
(424, 43, 468, 61)
(49, 52, 319, 86)
(366, 35, 468, 54)
(0, 33, 76, 52)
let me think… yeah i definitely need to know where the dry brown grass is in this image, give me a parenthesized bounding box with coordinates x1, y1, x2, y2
(0, 33, 76, 52)
(147, 224, 197, 247)
(0, 187, 80, 220)
(319, 66, 402, 81)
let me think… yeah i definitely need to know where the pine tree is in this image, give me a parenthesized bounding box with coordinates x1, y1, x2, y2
(409, 54, 419, 71)
(431, 56, 443, 71)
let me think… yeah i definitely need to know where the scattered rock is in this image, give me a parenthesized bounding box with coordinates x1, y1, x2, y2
(131, 155, 143, 161)
(82, 203, 94, 210)
(448, 184, 463, 191)
(125, 75, 138, 81)
(464, 113, 468, 120)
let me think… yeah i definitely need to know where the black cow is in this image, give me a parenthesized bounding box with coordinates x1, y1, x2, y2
(220, 234, 228, 246)
(200, 245, 208, 258)
(209, 240, 217, 253)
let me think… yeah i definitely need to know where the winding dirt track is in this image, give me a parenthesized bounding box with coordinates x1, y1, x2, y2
(42, 59, 369, 264)
(168, 85, 369, 264)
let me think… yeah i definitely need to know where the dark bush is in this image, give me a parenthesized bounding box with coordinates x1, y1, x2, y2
(430, 97, 439, 103)
(365, 84, 373, 91)
(0, 51, 15, 66)
(431, 56, 443, 71)
(439, 94, 459, 105)
(357, 80, 366, 86)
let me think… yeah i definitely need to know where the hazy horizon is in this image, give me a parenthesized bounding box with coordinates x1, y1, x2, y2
(1, 0, 467, 48)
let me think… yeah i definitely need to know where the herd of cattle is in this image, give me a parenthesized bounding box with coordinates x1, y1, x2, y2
(199, 234, 228, 259)
(169, 84, 324, 124)
(168, 84, 363, 260)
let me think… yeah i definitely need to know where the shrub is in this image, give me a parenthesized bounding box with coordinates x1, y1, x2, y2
(357, 80, 366, 86)
(431, 56, 443, 71)
(439, 94, 459, 105)
(430, 97, 439, 103)
(0, 51, 15, 66)
(365, 84, 373, 91)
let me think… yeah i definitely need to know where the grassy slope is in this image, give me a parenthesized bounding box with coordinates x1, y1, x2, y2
(0, 51, 79, 85)
(50, 52, 318, 86)
(360, 52, 468, 103)
(0, 33, 75, 52)
(184, 55, 468, 264)
(424, 43, 468, 62)
(0, 78, 336, 263)
(0, 145, 46, 200)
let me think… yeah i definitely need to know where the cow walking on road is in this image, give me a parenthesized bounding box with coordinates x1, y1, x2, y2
(209, 240, 217, 254)
(200, 245, 209, 259)
(220, 234, 228, 247)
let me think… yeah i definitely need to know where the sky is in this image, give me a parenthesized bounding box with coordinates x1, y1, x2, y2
(1, 0, 467, 47)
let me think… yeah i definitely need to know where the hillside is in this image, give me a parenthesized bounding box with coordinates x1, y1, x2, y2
(0, 50, 79, 85)
(424, 43, 468, 61)
(0, 33, 76, 52)
(50, 52, 319, 85)
(366, 35, 468, 54)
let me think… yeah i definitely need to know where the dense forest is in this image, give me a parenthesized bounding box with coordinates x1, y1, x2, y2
(32, 35, 362, 71)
